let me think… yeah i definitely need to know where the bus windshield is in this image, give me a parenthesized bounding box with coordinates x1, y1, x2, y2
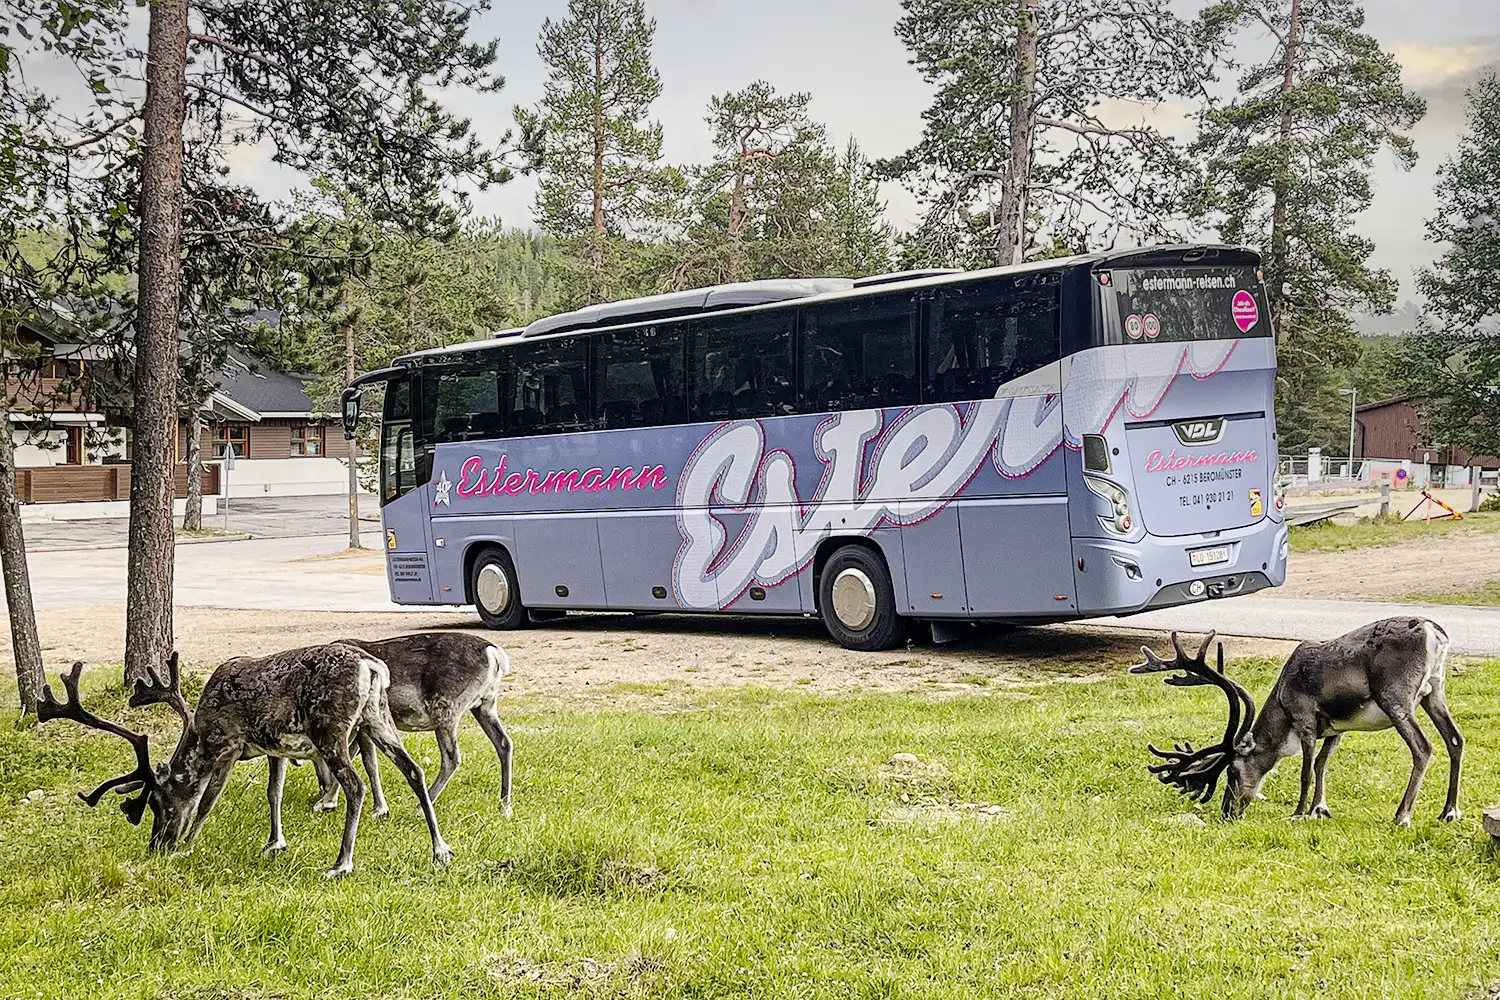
(1098, 266, 1270, 344)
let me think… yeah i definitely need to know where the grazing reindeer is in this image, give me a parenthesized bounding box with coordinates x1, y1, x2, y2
(308, 633, 512, 818)
(1132, 618, 1462, 826)
(37, 645, 452, 877)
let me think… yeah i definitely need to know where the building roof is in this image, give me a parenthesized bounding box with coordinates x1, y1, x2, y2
(208, 347, 319, 420)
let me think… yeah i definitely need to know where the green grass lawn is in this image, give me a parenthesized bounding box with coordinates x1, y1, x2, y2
(6, 656, 1500, 999)
(1408, 581, 1500, 607)
(1290, 510, 1500, 553)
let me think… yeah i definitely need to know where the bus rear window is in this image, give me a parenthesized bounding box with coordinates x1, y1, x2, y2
(1098, 266, 1269, 344)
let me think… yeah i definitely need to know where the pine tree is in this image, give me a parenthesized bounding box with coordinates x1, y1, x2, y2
(1194, 0, 1424, 453)
(882, 0, 1203, 269)
(1406, 71, 1500, 459)
(515, 0, 667, 301)
(822, 138, 895, 278)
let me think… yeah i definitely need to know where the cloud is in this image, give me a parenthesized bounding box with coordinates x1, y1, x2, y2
(1392, 43, 1496, 87)
(1092, 99, 1195, 140)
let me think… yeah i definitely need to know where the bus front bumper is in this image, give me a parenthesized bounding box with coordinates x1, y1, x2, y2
(1072, 518, 1289, 617)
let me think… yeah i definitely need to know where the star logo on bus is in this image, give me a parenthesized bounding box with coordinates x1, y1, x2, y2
(433, 470, 453, 507)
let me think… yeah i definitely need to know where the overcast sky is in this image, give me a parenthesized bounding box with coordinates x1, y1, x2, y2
(97, 1, 1500, 308)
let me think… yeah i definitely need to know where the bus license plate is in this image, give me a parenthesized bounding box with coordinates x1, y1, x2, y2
(1189, 546, 1230, 568)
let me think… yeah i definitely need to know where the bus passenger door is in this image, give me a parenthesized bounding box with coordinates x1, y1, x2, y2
(379, 380, 437, 604)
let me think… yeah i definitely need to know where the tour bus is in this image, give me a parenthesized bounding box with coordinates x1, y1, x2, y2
(342, 244, 1287, 650)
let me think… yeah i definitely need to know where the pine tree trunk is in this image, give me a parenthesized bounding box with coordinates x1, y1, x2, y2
(124, 0, 190, 685)
(182, 406, 203, 532)
(0, 416, 43, 716)
(591, 13, 607, 295)
(345, 321, 362, 550)
(1268, 0, 1302, 337)
(994, 0, 1038, 266)
(728, 147, 749, 279)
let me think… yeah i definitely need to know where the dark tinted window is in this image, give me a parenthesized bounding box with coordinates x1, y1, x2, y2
(593, 324, 685, 429)
(511, 338, 590, 435)
(1100, 266, 1270, 343)
(427, 364, 504, 443)
(801, 294, 917, 413)
(924, 273, 1060, 403)
(689, 312, 795, 421)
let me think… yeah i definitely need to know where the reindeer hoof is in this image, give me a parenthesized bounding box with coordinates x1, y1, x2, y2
(262, 839, 288, 856)
(501, 801, 513, 820)
(311, 798, 339, 813)
(372, 805, 390, 820)
(1311, 805, 1332, 819)
(1394, 815, 1413, 828)
(324, 863, 353, 879)
(432, 843, 454, 867)
(1441, 807, 1463, 823)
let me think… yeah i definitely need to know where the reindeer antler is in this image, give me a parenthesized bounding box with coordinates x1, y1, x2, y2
(37, 662, 157, 825)
(128, 651, 192, 726)
(1129, 632, 1257, 803)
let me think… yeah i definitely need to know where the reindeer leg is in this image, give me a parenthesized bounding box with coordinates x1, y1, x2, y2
(357, 731, 388, 819)
(1293, 731, 1317, 817)
(364, 717, 453, 867)
(264, 756, 288, 855)
(1310, 734, 1341, 818)
(311, 756, 341, 813)
(429, 718, 462, 803)
(187, 751, 239, 846)
(471, 705, 513, 818)
(311, 728, 364, 878)
(1421, 691, 1464, 822)
(1382, 705, 1433, 827)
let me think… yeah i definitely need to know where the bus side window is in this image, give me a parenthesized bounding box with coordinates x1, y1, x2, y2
(688, 313, 794, 422)
(801, 294, 916, 414)
(593, 324, 684, 430)
(510, 338, 590, 436)
(925, 274, 1060, 404)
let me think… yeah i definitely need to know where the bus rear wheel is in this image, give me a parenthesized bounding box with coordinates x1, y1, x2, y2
(818, 545, 905, 651)
(470, 548, 528, 631)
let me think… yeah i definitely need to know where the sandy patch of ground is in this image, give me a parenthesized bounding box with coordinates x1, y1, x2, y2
(1280, 529, 1500, 600)
(16, 605, 1301, 701)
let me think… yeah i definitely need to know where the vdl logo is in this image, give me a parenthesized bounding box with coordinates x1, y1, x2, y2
(1172, 417, 1227, 447)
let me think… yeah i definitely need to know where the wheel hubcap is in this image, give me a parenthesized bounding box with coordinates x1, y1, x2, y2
(476, 564, 510, 615)
(831, 568, 877, 631)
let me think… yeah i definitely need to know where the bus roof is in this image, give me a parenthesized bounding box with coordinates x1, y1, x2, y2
(389, 244, 1257, 367)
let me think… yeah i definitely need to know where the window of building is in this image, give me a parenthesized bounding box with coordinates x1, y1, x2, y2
(689, 312, 795, 422)
(211, 424, 248, 459)
(801, 294, 917, 413)
(924, 273, 1061, 404)
(291, 423, 325, 457)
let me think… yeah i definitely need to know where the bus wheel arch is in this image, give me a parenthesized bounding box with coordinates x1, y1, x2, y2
(813, 538, 906, 651)
(465, 543, 528, 630)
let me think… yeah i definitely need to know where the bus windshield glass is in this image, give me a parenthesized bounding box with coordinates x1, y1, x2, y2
(1099, 266, 1269, 344)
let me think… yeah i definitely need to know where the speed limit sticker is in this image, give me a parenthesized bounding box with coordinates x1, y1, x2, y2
(1143, 313, 1160, 339)
(1125, 314, 1144, 340)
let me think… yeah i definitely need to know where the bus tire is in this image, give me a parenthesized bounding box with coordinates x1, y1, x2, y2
(818, 545, 905, 651)
(470, 548, 528, 631)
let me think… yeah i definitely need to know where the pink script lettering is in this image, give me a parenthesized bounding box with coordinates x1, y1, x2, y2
(455, 455, 670, 498)
(1143, 448, 1258, 473)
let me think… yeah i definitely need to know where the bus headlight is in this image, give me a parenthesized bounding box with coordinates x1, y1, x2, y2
(1085, 476, 1134, 535)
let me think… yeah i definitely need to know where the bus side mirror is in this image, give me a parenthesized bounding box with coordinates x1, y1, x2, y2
(341, 388, 360, 441)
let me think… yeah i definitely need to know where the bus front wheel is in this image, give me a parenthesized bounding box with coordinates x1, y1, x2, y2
(470, 548, 528, 631)
(818, 546, 905, 651)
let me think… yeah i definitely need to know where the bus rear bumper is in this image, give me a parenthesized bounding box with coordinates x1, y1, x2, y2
(1072, 519, 1288, 618)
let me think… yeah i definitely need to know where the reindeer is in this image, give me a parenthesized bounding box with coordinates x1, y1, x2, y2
(1131, 618, 1462, 826)
(303, 632, 513, 818)
(37, 644, 452, 877)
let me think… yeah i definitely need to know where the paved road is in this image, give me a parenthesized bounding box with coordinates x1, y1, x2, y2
(25, 494, 381, 550)
(10, 526, 1500, 654)
(1097, 598, 1500, 657)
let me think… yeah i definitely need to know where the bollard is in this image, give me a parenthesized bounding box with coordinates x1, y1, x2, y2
(1380, 482, 1390, 518)
(1473, 466, 1483, 513)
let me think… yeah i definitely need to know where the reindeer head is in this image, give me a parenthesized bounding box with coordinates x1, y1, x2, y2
(1130, 632, 1259, 819)
(38, 656, 200, 851)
